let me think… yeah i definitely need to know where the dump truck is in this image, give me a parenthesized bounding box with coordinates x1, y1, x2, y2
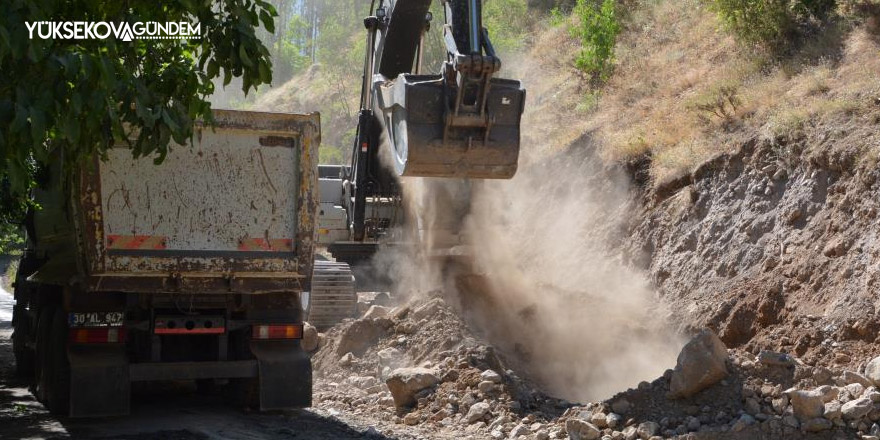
(10, 109, 319, 417)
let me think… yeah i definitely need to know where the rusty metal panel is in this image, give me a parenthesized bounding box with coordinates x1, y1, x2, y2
(100, 130, 298, 252)
(76, 110, 320, 294)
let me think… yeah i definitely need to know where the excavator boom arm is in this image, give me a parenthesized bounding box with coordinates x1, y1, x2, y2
(347, 0, 525, 241)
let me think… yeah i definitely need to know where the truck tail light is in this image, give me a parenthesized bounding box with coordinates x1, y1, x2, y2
(69, 327, 126, 344)
(252, 324, 303, 340)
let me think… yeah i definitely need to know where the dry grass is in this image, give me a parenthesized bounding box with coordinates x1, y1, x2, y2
(521, 0, 880, 185)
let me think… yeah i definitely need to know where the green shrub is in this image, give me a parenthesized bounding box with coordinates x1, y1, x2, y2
(550, 7, 568, 26)
(484, 0, 531, 53)
(708, 0, 838, 47)
(571, 0, 621, 81)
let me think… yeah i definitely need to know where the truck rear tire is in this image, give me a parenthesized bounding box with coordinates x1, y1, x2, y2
(227, 329, 259, 409)
(45, 308, 71, 415)
(12, 305, 34, 377)
(34, 305, 54, 403)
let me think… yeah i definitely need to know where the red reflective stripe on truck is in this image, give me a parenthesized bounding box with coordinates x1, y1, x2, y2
(69, 327, 126, 344)
(154, 327, 225, 335)
(237, 238, 293, 251)
(107, 235, 167, 250)
(252, 324, 303, 340)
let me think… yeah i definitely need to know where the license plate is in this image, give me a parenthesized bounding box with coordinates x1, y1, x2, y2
(69, 312, 125, 328)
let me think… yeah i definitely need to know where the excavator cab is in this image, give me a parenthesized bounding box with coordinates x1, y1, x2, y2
(348, 0, 525, 240)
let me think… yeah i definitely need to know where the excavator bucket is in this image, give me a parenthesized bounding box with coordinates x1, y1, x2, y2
(373, 73, 525, 179)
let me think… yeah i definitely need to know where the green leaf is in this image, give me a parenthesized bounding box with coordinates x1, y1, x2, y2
(238, 45, 253, 67)
(258, 61, 271, 84)
(206, 59, 219, 78)
(259, 9, 275, 33)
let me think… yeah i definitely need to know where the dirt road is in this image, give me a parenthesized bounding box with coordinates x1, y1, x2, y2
(0, 288, 397, 440)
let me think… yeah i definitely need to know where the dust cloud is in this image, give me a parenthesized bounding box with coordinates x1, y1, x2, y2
(461, 144, 684, 402)
(375, 82, 684, 404)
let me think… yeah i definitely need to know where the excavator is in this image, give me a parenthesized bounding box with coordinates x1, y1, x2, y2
(307, 0, 526, 327)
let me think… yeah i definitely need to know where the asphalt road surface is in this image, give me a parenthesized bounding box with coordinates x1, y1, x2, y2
(0, 286, 390, 440)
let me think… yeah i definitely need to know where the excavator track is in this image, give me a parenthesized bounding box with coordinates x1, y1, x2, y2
(307, 260, 357, 329)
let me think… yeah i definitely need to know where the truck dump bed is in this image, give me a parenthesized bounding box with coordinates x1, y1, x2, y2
(76, 110, 320, 294)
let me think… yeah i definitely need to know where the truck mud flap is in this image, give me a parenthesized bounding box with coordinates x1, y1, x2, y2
(68, 345, 130, 417)
(250, 340, 312, 410)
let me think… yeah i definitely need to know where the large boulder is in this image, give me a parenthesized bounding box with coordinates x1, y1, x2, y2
(786, 389, 825, 421)
(866, 356, 880, 386)
(410, 298, 446, 321)
(668, 330, 729, 398)
(385, 367, 440, 408)
(336, 318, 386, 357)
(843, 370, 873, 388)
(302, 322, 319, 352)
(841, 397, 873, 420)
(565, 418, 600, 440)
(465, 402, 491, 424)
(362, 305, 391, 320)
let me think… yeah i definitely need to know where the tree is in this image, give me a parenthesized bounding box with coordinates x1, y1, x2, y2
(0, 0, 279, 221)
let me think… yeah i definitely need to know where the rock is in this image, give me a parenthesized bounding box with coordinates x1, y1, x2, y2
(302, 322, 319, 351)
(866, 357, 880, 386)
(363, 305, 391, 320)
(686, 416, 700, 431)
(847, 383, 866, 399)
(611, 399, 631, 414)
(822, 238, 847, 257)
(349, 376, 379, 389)
(845, 371, 874, 388)
(772, 396, 789, 414)
(866, 388, 880, 402)
(814, 366, 834, 385)
(802, 417, 833, 432)
(465, 402, 491, 424)
(411, 298, 445, 321)
(786, 388, 825, 421)
(385, 368, 440, 408)
(441, 369, 459, 382)
(782, 415, 800, 429)
(816, 385, 839, 402)
(336, 318, 386, 356)
(758, 351, 794, 367)
(636, 421, 659, 438)
(509, 423, 530, 438)
(590, 412, 607, 428)
(825, 401, 843, 420)
(536, 431, 550, 440)
(565, 418, 600, 440)
(745, 397, 762, 415)
(668, 330, 728, 398)
(481, 369, 503, 384)
(403, 412, 420, 425)
(842, 397, 873, 420)
(340, 352, 356, 367)
(606, 413, 622, 429)
(478, 381, 497, 393)
(731, 414, 755, 432)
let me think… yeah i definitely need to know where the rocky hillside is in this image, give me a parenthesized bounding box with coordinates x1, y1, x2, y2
(283, 1, 880, 438)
